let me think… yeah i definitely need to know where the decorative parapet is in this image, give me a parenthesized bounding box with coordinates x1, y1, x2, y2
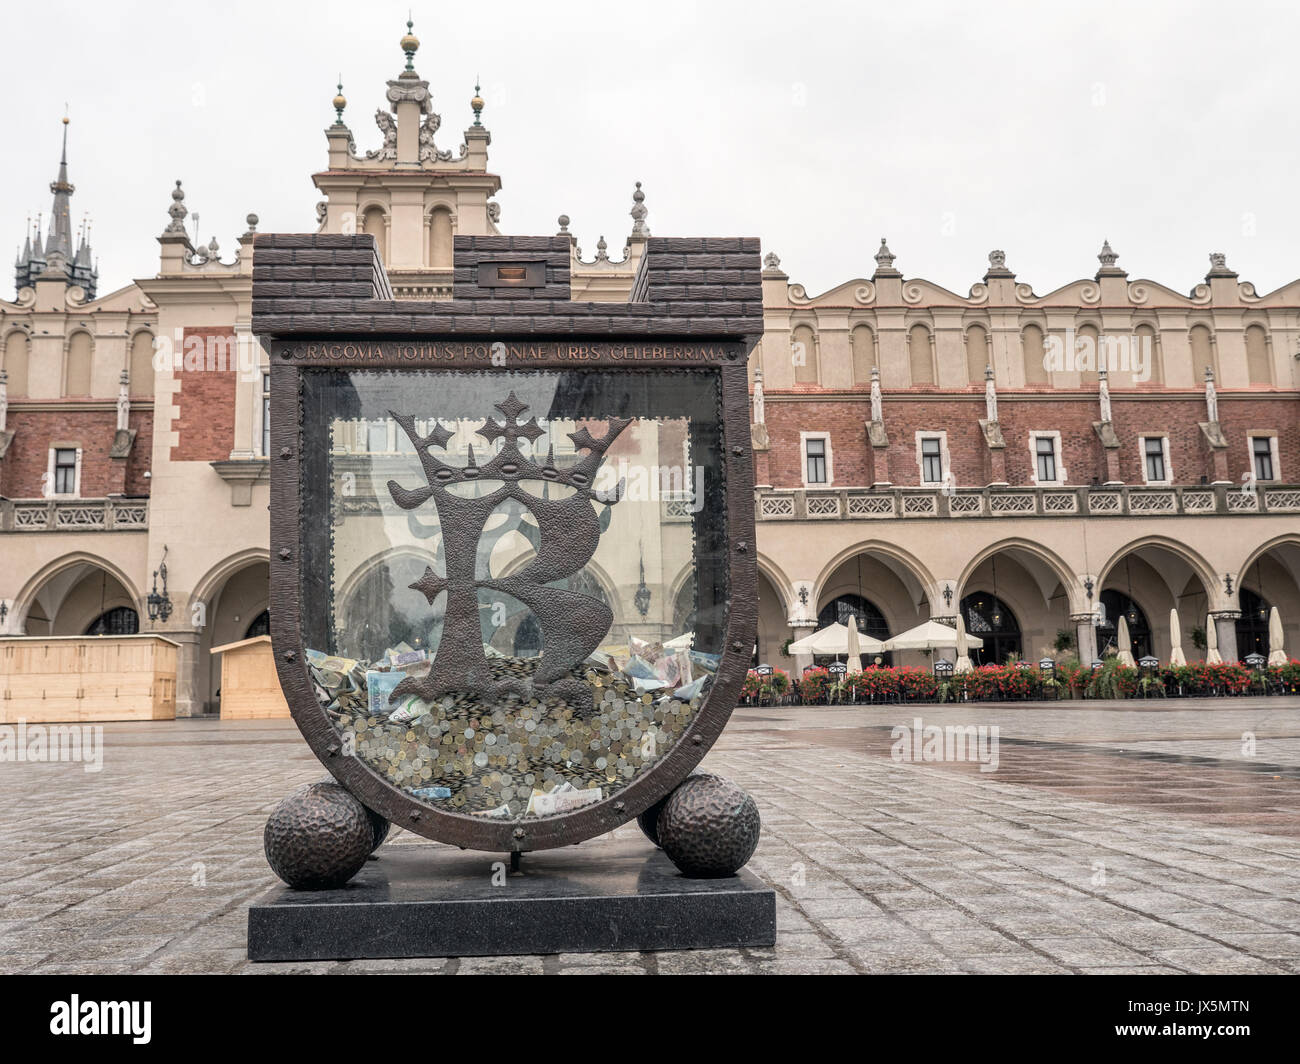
(0, 497, 148, 532)
(754, 484, 1300, 522)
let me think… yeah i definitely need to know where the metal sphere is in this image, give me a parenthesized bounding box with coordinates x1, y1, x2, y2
(637, 772, 720, 848)
(265, 781, 373, 890)
(657, 775, 760, 878)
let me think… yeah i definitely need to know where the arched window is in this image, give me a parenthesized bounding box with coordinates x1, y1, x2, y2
(85, 607, 139, 636)
(1022, 324, 1049, 386)
(244, 610, 270, 639)
(908, 324, 934, 385)
(1076, 324, 1100, 383)
(428, 207, 453, 269)
(3, 331, 30, 397)
(1134, 324, 1162, 385)
(1097, 589, 1150, 659)
(965, 324, 989, 385)
(129, 331, 155, 397)
(673, 576, 697, 635)
(1189, 324, 1217, 383)
(817, 593, 891, 666)
(791, 324, 819, 384)
(1245, 325, 1272, 385)
(960, 593, 1021, 664)
(1236, 588, 1271, 659)
(851, 324, 875, 384)
(362, 206, 387, 261)
(65, 331, 93, 396)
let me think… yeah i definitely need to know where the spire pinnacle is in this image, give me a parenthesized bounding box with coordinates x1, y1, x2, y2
(333, 76, 347, 124)
(400, 17, 420, 73)
(471, 77, 484, 127)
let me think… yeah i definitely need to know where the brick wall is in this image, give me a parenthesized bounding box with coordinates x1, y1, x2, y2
(762, 392, 1300, 488)
(0, 406, 152, 497)
(170, 326, 237, 462)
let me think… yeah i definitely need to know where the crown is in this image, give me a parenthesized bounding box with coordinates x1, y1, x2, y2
(387, 391, 629, 510)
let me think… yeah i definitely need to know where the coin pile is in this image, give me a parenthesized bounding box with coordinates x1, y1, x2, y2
(327, 657, 707, 820)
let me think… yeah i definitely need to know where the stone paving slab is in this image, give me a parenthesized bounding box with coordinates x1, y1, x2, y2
(0, 700, 1297, 973)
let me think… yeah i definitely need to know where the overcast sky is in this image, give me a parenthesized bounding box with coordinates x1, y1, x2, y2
(6, 0, 1298, 300)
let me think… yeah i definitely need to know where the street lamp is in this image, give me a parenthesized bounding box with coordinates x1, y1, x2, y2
(146, 545, 173, 624)
(633, 547, 651, 618)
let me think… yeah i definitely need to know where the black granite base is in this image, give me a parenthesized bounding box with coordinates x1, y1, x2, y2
(247, 835, 775, 961)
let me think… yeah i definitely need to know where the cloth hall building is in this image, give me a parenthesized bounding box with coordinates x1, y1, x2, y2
(2, 28, 1299, 714)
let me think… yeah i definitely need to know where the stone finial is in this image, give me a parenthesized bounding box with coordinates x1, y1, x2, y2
(1098, 239, 1118, 267)
(595, 235, 608, 262)
(763, 251, 781, 270)
(874, 237, 896, 271)
(629, 181, 648, 236)
(471, 79, 484, 127)
(244, 213, 259, 235)
(400, 18, 420, 73)
(988, 249, 1006, 270)
(164, 180, 188, 235)
(556, 214, 571, 236)
(333, 78, 347, 125)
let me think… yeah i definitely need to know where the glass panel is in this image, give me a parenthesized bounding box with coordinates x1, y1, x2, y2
(1253, 439, 1273, 481)
(299, 368, 726, 821)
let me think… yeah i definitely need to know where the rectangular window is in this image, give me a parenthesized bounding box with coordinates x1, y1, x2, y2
(1143, 437, 1166, 482)
(1252, 436, 1275, 481)
(261, 371, 271, 458)
(53, 448, 77, 495)
(805, 437, 827, 484)
(921, 437, 943, 483)
(1035, 436, 1057, 484)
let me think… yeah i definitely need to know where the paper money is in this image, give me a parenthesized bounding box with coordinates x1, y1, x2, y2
(366, 670, 404, 716)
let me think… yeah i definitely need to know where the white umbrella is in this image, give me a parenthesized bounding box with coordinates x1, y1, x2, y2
(845, 615, 863, 674)
(1205, 614, 1222, 664)
(884, 619, 983, 652)
(1268, 606, 1287, 666)
(1116, 614, 1135, 667)
(955, 611, 974, 674)
(787, 622, 886, 656)
(1169, 609, 1186, 667)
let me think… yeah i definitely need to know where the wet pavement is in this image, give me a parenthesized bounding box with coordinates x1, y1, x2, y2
(0, 698, 1297, 974)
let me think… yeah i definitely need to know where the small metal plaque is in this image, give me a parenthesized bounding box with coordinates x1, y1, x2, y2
(477, 261, 546, 288)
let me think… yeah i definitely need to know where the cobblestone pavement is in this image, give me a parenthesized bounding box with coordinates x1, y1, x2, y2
(1, 699, 1297, 974)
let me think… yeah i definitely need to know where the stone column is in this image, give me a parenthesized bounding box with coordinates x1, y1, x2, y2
(1212, 611, 1240, 663)
(930, 615, 958, 666)
(167, 628, 204, 718)
(1072, 612, 1099, 663)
